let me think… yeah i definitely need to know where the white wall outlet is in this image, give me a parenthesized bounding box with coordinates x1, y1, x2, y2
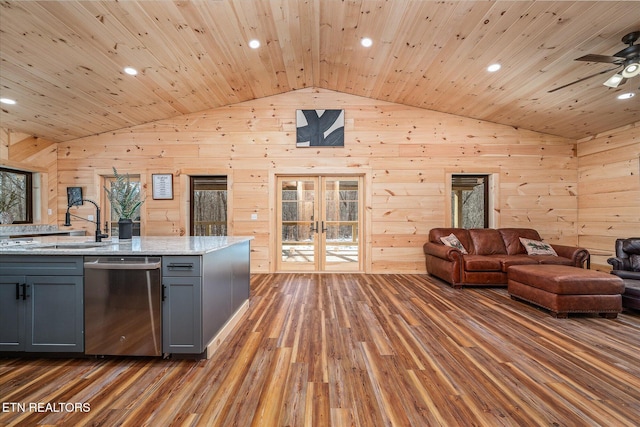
(251, 213, 258, 220)
(87, 215, 94, 221)
(47, 208, 52, 215)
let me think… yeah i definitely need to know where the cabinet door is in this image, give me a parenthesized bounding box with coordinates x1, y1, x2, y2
(0, 276, 26, 351)
(162, 276, 202, 354)
(25, 275, 84, 352)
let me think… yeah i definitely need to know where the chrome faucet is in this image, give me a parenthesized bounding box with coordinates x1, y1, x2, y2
(63, 198, 109, 242)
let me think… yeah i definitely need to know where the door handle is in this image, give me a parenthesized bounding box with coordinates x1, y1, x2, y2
(21, 283, 28, 300)
(310, 221, 318, 233)
(15, 283, 20, 300)
(321, 221, 327, 233)
(161, 284, 166, 302)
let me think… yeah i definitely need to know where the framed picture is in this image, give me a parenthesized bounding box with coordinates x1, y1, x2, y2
(296, 109, 344, 147)
(152, 174, 173, 200)
(67, 186, 83, 206)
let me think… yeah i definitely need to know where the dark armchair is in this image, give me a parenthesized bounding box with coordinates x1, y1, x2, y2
(608, 238, 640, 310)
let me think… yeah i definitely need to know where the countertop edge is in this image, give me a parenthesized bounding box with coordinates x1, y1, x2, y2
(0, 236, 254, 256)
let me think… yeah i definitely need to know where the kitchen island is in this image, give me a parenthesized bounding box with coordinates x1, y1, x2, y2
(0, 236, 252, 359)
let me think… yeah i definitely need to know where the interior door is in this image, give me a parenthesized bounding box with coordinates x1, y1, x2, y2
(277, 176, 362, 272)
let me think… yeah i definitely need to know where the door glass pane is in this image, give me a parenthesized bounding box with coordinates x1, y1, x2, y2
(324, 179, 358, 264)
(191, 176, 227, 236)
(281, 180, 316, 264)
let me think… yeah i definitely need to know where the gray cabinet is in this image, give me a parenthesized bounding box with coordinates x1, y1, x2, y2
(162, 256, 203, 354)
(162, 241, 250, 356)
(162, 276, 203, 354)
(0, 256, 84, 352)
(0, 275, 26, 351)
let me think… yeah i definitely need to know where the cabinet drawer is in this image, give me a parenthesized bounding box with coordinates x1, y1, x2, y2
(0, 256, 83, 276)
(162, 256, 201, 276)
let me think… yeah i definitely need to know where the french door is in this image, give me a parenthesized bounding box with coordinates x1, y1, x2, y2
(277, 176, 362, 272)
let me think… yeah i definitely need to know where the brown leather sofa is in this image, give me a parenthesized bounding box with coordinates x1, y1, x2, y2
(424, 228, 590, 288)
(607, 237, 640, 310)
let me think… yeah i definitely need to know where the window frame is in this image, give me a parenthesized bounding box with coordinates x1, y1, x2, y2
(0, 167, 33, 224)
(450, 174, 490, 229)
(190, 175, 228, 236)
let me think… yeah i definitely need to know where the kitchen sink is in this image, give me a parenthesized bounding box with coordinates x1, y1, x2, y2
(32, 241, 113, 249)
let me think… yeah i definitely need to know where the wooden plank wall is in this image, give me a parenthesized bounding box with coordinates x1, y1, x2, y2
(577, 122, 640, 270)
(51, 88, 578, 273)
(0, 130, 58, 226)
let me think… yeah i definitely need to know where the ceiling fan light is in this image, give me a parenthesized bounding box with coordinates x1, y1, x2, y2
(603, 73, 624, 88)
(621, 62, 640, 78)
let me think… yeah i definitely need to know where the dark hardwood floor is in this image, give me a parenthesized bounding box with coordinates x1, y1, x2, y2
(1, 273, 639, 426)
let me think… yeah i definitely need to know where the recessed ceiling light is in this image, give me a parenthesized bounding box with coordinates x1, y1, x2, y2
(124, 67, 138, 76)
(487, 63, 501, 72)
(249, 39, 260, 49)
(617, 92, 635, 100)
(0, 98, 16, 105)
(361, 37, 373, 48)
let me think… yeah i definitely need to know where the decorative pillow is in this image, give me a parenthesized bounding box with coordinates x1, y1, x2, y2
(440, 233, 468, 254)
(630, 255, 640, 272)
(519, 237, 557, 256)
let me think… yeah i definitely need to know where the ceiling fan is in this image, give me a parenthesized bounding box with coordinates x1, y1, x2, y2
(548, 30, 640, 93)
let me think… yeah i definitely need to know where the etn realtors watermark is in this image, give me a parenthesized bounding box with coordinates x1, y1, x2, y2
(2, 401, 91, 413)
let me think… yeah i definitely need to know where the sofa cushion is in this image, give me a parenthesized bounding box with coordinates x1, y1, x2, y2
(440, 233, 468, 254)
(463, 255, 503, 272)
(501, 255, 539, 272)
(429, 228, 472, 252)
(468, 229, 507, 255)
(535, 255, 573, 266)
(631, 254, 640, 272)
(622, 238, 640, 255)
(519, 237, 558, 256)
(499, 228, 542, 255)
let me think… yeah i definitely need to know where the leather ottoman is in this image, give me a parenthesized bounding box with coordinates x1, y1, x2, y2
(507, 265, 624, 318)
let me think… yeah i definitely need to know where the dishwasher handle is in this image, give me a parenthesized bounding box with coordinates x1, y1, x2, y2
(84, 260, 161, 270)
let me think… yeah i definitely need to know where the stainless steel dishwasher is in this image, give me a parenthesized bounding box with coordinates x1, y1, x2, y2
(84, 256, 162, 356)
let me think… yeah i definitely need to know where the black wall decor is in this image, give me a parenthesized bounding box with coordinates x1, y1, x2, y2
(67, 186, 83, 206)
(296, 109, 344, 147)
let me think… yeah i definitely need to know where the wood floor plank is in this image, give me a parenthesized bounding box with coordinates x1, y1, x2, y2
(1, 273, 639, 426)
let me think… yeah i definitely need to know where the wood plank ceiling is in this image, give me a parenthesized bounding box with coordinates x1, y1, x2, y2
(0, 0, 639, 143)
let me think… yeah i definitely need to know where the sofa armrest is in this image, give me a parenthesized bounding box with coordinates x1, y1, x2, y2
(608, 256, 631, 271)
(423, 241, 463, 261)
(550, 244, 590, 268)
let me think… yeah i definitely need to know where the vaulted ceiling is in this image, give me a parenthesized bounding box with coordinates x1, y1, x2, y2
(1, 0, 639, 143)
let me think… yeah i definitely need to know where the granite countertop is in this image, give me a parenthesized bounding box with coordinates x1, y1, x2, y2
(0, 235, 253, 256)
(0, 224, 85, 238)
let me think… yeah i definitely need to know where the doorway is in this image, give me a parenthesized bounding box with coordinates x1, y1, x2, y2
(276, 175, 363, 272)
(190, 176, 228, 236)
(451, 174, 489, 228)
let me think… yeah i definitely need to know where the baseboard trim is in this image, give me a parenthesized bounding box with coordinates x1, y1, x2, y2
(204, 300, 249, 359)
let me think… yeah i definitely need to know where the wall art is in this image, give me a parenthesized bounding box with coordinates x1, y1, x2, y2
(296, 109, 344, 147)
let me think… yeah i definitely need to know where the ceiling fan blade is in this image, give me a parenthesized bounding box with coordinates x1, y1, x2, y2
(612, 44, 640, 59)
(575, 54, 623, 63)
(547, 66, 621, 93)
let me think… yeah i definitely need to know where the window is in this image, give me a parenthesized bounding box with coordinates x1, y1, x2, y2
(0, 167, 33, 224)
(104, 174, 142, 237)
(451, 174, 489, 228)
(190, 176, 228, 236)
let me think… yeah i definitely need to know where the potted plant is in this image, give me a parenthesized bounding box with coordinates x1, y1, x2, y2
(104, 167, 144, 239)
